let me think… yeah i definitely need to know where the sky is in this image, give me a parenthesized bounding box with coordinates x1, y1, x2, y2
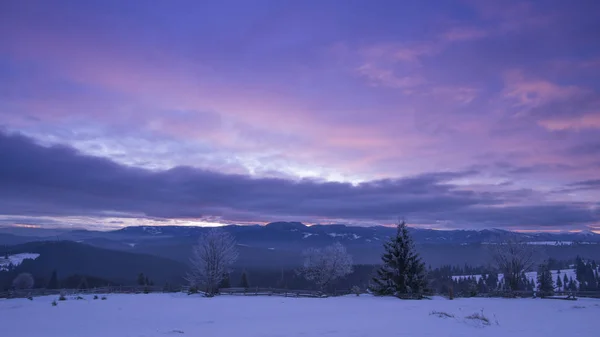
(0, 0, 599, 232)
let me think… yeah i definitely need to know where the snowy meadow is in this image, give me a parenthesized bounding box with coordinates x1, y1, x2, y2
(1, 293, 597, 337)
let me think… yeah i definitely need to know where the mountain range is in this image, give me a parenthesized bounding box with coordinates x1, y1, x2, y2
(2, 222, 599, 267)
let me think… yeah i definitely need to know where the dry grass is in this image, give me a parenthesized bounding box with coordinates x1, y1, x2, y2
(430, 310, 454, 318)
(465, 311, 490, 325)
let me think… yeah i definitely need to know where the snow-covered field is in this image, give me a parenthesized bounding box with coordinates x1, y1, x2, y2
(0, 293, 597, 336)
(0, 253, 40, 271)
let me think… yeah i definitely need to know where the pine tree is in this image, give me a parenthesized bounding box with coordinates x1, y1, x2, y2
(47, 270, 59, 289)
(78, 276, 89, 289)
(537, 263, 554, 297)
(563, 274, 569, 288)
(556, 274, 563, 290)
(218, 272, 231, 290)
(137, 273, 146, 286)
(369, 220, 427, 297)
(240, 271, 250, 288)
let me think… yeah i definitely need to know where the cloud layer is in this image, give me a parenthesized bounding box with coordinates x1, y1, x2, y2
(1, 131, 598, 230)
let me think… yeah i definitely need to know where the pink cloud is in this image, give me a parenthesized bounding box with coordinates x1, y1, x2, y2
(355, 63, 426, 89)
(538, 113, 600, 131)
(503, 70, 588, 108)
(440, 27, 488, 42)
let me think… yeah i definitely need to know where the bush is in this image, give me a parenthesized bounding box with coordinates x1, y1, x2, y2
(101, 296, 107, 300)
(12, 273, 35, 290)
(465, 311, 490, 325)
(93, 295, 99, 300)
(76, 296, 84, 300)
(351, 285, 361, 296)
(27, 296, 33, 301)
(430, 310, 454, 318)
(188, 286, 198, 295)
(51, 300, 58, 307)
(448, 287, 454, 300)
(58, 294, 67, 301)
(143, 286, 150, 294)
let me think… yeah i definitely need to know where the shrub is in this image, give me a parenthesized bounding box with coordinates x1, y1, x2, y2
(101, 296, 107, 300)
(58, 293, 67, 301)
(93, 295, 99, 300)
(448, 287, 454, 300)
(430, 310, 454, 318)
(465, 311, 490, 325)
(51, 300, 58, 306)
(12, 273, 35, 290)
(27, 296, 33, 301)
(143, 286, 150, 294)
(76, 296, 84, 300)
(351, 285, 361, 296)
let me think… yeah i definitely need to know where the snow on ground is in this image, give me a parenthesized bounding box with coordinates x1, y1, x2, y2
(0, 253, 40, 271)
(453, 269, 579, 289)
(0, 294, 597, 337)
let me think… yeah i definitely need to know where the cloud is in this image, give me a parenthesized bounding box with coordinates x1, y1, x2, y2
(502, 70, 588, 108)
(440, 27, 488, 42)
(1, 131, 598, 229)
(355, 63, 426, 89)
(538, 113, 600, 131)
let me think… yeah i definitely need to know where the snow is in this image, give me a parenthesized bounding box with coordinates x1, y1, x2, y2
(327, 233, 346, 238)
(326, 233, 361, 239)
(0, 253, 40, 271)
(0, 294, 597, 336)
(302, 233, 314, 239)
(453, 269, 580, 289)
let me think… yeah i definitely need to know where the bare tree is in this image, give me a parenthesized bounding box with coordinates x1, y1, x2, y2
(300, 242, 353, 292)
(186, 229, 238, 296)
(13, 272, 34, 289)
(489, 238, 537, 291)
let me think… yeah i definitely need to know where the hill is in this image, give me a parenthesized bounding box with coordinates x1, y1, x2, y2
(0, 241, 187, 289)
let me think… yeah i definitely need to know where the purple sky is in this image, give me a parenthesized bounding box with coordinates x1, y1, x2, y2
(1, 0, 599, 231)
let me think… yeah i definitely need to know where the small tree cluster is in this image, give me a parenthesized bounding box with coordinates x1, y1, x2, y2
(137, 272, 154, 286)
(575, 257, 599, 291)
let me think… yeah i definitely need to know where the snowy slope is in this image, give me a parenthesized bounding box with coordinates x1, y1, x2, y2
(0, 294, 597, 337)
(0, 253, 40, 271)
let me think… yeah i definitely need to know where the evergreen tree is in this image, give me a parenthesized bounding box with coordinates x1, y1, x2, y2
(78, 276, 89, 289)
(575, 256, 586, 283)
(47, 270, 59, 289)
(369, 220, 427, 297)
(537, 263, 554, 296)
(240, 271, 250, 288)
(219, 272, 231, 289)
(137, 273, 146, 286)
(568, 277, 577, 291)
(556, 274, 563, 290)
(563, 274, 569, 288)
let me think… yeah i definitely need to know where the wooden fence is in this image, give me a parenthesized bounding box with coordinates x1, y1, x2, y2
(2, 286, 600, 300)
(217, 287, 324, 298)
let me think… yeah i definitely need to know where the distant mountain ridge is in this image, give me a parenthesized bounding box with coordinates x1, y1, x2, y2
(112, 222, 600, 244)
(1, 222, 599, 271)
